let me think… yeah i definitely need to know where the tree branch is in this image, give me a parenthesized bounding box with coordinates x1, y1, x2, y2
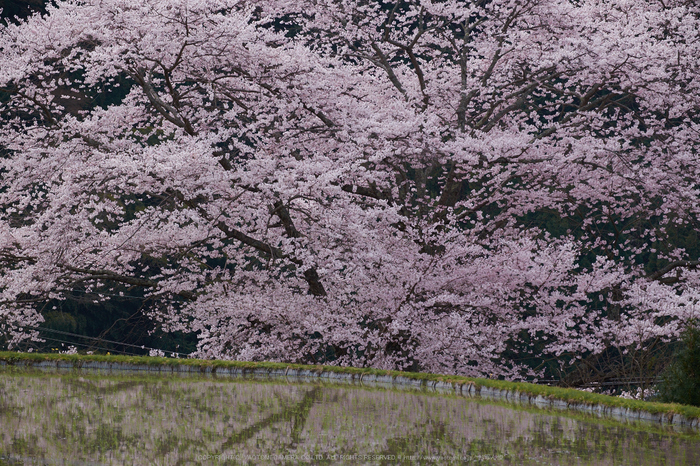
(60, 265, 196, 300)
(648, 260, 700, 281)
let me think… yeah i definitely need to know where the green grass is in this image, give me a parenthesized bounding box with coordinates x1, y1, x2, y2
(1, 351, 699, 421)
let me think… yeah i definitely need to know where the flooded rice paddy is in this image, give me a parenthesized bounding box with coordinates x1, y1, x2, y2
(0, 366, 698, 465)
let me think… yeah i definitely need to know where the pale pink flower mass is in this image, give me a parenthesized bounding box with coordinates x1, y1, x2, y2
(1, 0, 699, 379)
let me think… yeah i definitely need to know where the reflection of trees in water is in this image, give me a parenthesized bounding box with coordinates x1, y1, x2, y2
(222, 386, 321, 449)
(0, 371, 698, 465)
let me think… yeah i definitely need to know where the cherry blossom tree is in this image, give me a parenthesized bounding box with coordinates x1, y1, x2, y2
(1, 0, 699, 379)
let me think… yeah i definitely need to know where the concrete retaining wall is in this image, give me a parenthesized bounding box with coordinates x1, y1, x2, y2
(2, 359, 698, 432)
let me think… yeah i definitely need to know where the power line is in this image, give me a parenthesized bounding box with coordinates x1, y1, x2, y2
(67, 288, 150, 300)
(33, 335, 143, 357)
(54, 286, 187, 303)
(24, 325, 187, 357)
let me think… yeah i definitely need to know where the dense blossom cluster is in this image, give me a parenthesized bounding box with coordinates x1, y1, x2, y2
(1, 0, 699, 378)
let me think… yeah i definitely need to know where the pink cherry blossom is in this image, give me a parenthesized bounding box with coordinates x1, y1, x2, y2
(1, 0, 699, 378)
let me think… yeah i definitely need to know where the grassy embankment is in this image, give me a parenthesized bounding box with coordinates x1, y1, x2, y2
(1, 350, 699, 421)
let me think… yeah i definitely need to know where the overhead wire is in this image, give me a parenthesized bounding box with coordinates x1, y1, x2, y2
(32, 286, 189, 357)
(23, 324, 187, 357)
(32, 335, 144, 357)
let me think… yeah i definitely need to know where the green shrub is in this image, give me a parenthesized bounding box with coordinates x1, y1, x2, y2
(656, 321, 700, 407)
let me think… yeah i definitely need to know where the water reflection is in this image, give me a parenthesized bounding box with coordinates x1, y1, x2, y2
(0, 367, 698, 465)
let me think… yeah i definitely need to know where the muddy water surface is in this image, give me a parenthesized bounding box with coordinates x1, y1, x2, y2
(0, 367, 698, 465)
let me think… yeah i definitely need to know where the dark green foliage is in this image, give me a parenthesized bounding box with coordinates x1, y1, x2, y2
(1, 0, 53, 23)
(656, 322, 700, 407)
(10, 289, 197, 357)
(43, 311, 78, 333)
